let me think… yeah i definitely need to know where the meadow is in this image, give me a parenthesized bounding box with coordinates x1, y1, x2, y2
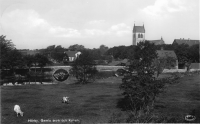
(1, 73, 200, 124)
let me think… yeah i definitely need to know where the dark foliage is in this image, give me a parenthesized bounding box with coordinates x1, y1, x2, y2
(70, 50, 98, 84)
(119, 41, 166, 113)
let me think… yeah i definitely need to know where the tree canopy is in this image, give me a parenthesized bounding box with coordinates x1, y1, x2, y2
(70, 50, 97, 84)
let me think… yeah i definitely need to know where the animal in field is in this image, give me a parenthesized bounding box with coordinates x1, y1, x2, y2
(62, 97, 69, 104)
(14, 105, 24, 117)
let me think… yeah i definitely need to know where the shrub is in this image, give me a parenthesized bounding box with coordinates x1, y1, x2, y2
(70, 50, 98, 84)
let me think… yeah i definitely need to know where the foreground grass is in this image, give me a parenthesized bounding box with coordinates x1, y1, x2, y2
(155, 74, 200, 123)
(1, 74, 200, 123)
(1, 81, 125, 124)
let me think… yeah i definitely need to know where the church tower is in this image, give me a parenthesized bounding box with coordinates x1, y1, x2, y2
(132, 24, 145, 45)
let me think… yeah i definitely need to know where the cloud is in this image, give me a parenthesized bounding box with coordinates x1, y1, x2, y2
(1, 9, 132, 49)
(83, 23, 131, 37)
(84, 29, 110, 36)
(49, 27, 81, 38)
(142, 0, 187, 17)
(1, 9, 81, 38)
(110, 23, 131, 36)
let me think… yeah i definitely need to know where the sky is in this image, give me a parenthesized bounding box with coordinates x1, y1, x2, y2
(0, 0, 199, 49)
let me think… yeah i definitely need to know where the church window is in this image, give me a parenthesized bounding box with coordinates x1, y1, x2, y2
(141, 34, 143, 38)
(138, 34, 140, 38)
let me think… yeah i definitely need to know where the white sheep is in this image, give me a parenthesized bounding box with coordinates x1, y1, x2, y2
(14, 105, 24, 117)
(62, 97, 69, 104)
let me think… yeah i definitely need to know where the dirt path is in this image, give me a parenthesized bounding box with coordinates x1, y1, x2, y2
(156, 74, 200, 123)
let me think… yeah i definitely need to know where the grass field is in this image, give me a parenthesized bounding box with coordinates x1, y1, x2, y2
(155, 74, 200, 123)
(1, 74, 200, 123)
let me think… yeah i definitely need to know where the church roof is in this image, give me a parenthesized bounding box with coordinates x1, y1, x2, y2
(173, 39, 199, 46)
(133, 25, 145, 33)
(148, 37, 165, 45)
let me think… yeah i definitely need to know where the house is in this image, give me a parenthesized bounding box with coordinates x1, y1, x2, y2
(173, 38, 200, 46)
(64, 51, 81, 62)
(156, 47, 178, 69)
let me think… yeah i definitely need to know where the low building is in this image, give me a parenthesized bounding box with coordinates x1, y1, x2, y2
(156, 47, 178, 69)
(64, 51, 81, 62)
(173, 38, 200, 46)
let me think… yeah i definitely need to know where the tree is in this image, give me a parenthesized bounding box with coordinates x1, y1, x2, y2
(69, 50, 97, 84)
(99, 44, 109, 55)
(119, 41, 165, 113)
(3, 49, 24, 71)
(188, 44, 199, 63)
(23, 55, 35, 70)
(0, 35, 24, 73)
(42, 45, 66, 63)
(68, 44, 85, 51)
(0, 35, 15, 69)
(173, 43, 190, 63)
(52, 45, 66, 63)
(34, 54, 51, 72)
(153, 56, 177, 77)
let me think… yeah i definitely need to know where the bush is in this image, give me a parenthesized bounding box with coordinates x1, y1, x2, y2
(70, 50, 98, 84)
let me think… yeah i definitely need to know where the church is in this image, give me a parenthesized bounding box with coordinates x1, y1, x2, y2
(132, 24, 165, 45)
(132, 24, 178, 69)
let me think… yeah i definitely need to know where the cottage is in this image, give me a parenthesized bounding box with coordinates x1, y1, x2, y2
(64, 51, 81, 62)
(156, 47, 178, 69)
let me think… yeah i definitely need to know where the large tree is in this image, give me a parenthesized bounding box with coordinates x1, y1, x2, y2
(188, 44, 199, 63)
(34, 54, 51, 72)
(42, 45, 66, 63)
(0, 35, 24, 72)
(69, 50, 97, 84)
(0, 35, 15, 69)
(68, 44, 85, 51)
(119, 41, 165, 113)
(99, 44, 109, 55)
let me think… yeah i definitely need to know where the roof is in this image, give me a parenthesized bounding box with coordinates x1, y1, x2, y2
(173, 39, 200, 46)
(148, 37, 165, 45)
(64, 51, 80, 57)
(108, 61, 121, 66)
(156, 50, 177, 59)
(133, 25, 145, 33)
